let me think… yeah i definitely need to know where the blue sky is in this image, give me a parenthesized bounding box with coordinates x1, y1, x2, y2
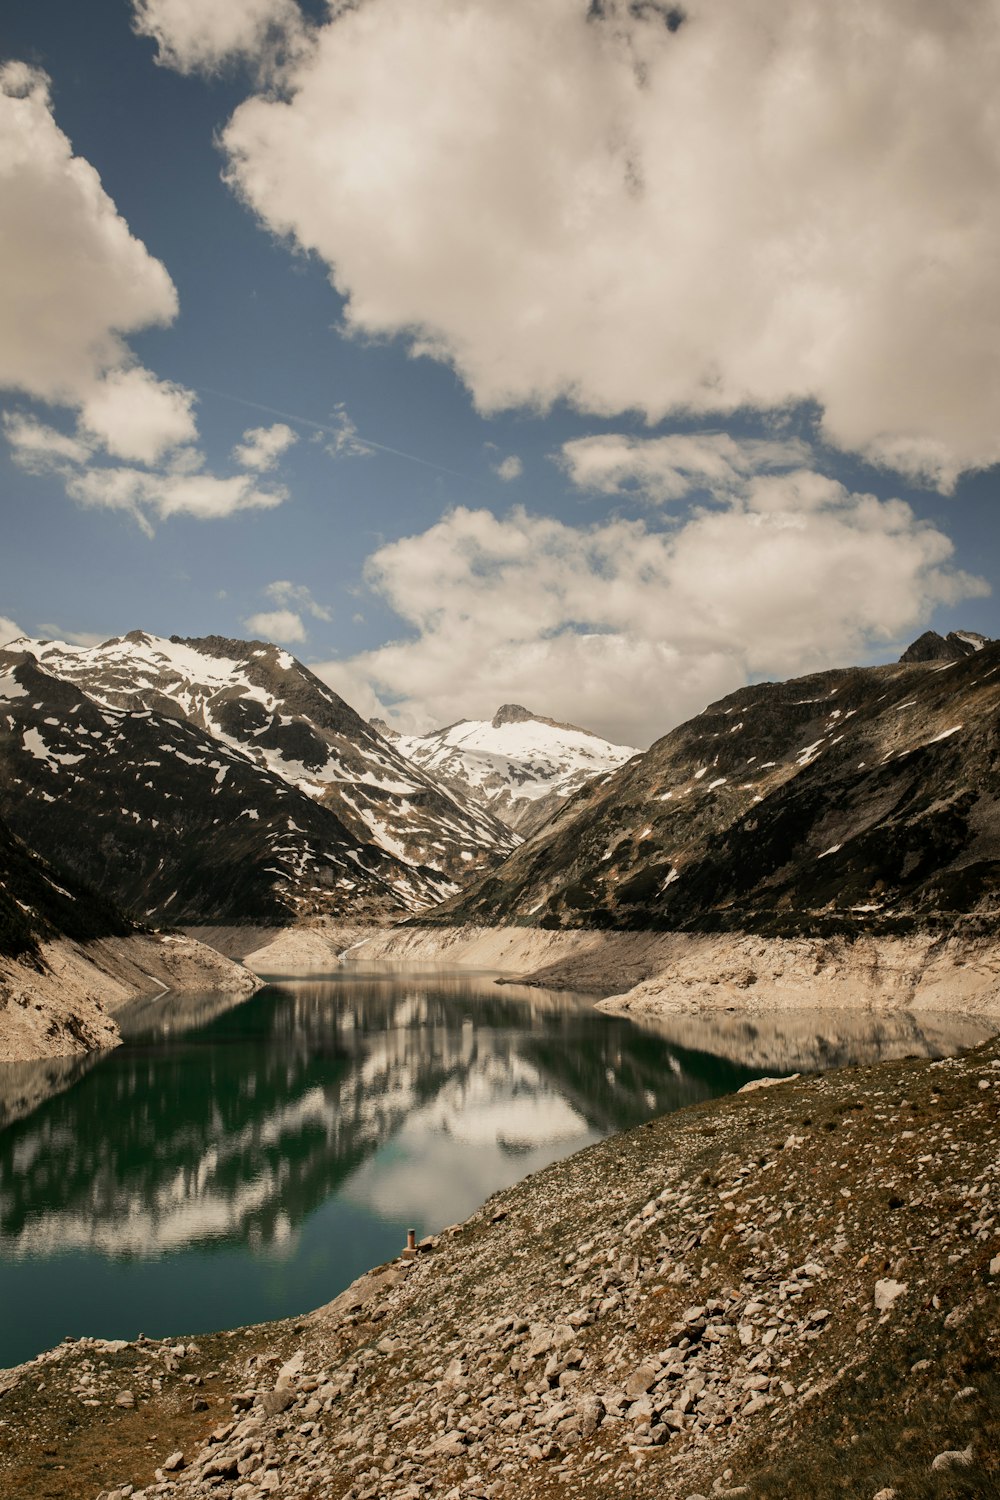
(2, 0, 998, 746)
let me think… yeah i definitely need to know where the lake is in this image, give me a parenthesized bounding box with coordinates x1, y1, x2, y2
(0, 967, 991, 1368)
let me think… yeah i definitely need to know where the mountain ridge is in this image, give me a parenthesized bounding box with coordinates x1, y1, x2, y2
(0, 636, 517, 926)
(413, 638, 1000, 938)
(387, 703, 638, 837)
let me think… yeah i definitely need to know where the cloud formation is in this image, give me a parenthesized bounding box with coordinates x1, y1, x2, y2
(232, 422, 298, 470)
(560, 433, 810, 503)
(263, 579, 331, 621)
(315, 483, 987, 747)
(223, 0, 1000, 489)
(243, 607, 306, 643)
(0, 616, 23, 647)
(132, 0, 304, 76)
(0, 63, 180, 421)
(3, 413, 288, 534)
(0, 65, 293, 532)
(79, 367, 197, 465)
(242, 580, 331, 645)
(494, 454, 523, 483)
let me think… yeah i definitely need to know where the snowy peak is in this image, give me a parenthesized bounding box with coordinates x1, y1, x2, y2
(1, 633, 518, 918)
(392, 707, 638, 837)
(899, 629, 992, 663)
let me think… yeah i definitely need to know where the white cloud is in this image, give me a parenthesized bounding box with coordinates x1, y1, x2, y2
(263, 579, 331, 621)
(2, 413, 93, 471)
(132, 0, 305, 76)
(223, 0, 1000, 488)
(243, 607, 306, 643)
(313, 486, 987, 747)
(493, 454, 523, 482)
(65, 465, 287, 535)
(560, 432, 810, 503)
(0, 61, 272, 530)
(232, 422, 298, 470)
(79, 367, 197, 465)
(0, 615, 24, 647)
(0, 63, 177, 409)
(324, 404, 374, 460)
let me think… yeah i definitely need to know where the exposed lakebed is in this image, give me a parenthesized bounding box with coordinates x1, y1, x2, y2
(0, 967, 992, 1368)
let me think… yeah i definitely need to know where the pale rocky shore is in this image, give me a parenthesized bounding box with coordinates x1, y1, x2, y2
(1, 1031, 998, 1500)
(348, 923, 1000, 1021)
(0, 933, 259, 1064)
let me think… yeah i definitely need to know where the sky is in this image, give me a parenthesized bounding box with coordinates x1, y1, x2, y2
(2, 0, 999, 749)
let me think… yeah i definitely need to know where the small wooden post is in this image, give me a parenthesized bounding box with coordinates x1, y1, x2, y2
(407, 1228, 416, 1251)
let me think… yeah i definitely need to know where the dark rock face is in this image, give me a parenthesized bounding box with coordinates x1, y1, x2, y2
(0, 635, 518, 926)
(0, 812, 132, 960)
(425, 640, 1000, 938)
(492, 704, 537, 728)
(899, 630, 990, 663)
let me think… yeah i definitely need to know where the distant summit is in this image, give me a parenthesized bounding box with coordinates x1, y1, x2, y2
(490, 703, 592, 735)
(899, 629, 990, 664)
(392, 707, 637, 836)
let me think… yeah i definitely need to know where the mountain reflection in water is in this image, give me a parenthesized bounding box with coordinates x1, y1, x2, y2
(0, 969, 990, 1367)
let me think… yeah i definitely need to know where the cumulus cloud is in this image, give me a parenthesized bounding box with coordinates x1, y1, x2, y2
(0, 63, 178, 411)
(0, 60, 280, 531)
(0, 615, 24, 647)
(243, 607, 306, 643)
(494, 454, 523, 482)
(65, 465, 286, 535)
(263, 579, 331, 621)
(232, 422, 298, 470)
(132, 0, 306, 76)
(79, 367, 197, 465)
(560, 432, 810, 503)
(313, 486, 986, 747)
(223, 0, 1000, 488)
(2, 413, 93, 471)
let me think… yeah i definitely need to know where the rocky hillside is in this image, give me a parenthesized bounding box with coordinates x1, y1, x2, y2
(423, 634, 1000, 937)
(0, 638, 516, 925)
(383, 704, 637, 836)
(3, 1034, 997, 1500)
(7, 632, 516, 896)
(0, 811, 132, 961)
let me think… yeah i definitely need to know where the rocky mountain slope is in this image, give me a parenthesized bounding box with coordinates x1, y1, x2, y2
(422, 635, 1000, 938)
(0, 805, 257, 1064)
(382, 703, 637, 836)
(4, 1035, 997, 1500)
(0, 636, 516, 926)
(0, 809, 132, 964)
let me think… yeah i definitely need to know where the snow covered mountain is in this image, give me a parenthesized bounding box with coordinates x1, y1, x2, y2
(383, 703, 638, 836)
(0, 634, 517, 924)
(426, 634, 1000, 937)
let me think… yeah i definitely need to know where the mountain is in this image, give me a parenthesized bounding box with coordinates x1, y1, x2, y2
(418, 635, 1000, 938)
(384, 703, 638, 836)
(0, 637, 515, 926)
(0, 627, 515, 918)
(0, 809, 132, 962)
(899, 629, 989, 663)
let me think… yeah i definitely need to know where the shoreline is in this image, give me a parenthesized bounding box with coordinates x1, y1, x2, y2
(0, 932, 260, 1065)
(346, 922, 1000, 1020)
(2, 1030, 998, 1499)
